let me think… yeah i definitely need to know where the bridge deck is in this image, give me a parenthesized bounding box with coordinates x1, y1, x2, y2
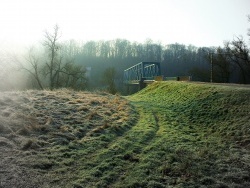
(126, 79, 156, 85)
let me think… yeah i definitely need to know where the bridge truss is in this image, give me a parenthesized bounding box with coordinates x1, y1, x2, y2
(123, 62, 161, 84)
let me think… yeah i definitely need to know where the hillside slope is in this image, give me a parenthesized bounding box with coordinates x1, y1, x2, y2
(0, 82, 250, 187)
(127, 82, 250, 187)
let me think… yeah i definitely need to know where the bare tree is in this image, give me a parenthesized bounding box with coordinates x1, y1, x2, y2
(42, 25, 87, 90)
(56, 59, 87, 90)
(212, 47, 233, 83)
(224, 36, 250, 83)
(22, 47, 44, 89)
(20, 25, 87, 90)
(43, 25, 61, 90)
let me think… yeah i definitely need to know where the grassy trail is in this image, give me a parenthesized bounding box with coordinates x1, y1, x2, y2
(63, 82, 250, 187)
(116, 82, 250, 187)
(1, 82, 250, 188)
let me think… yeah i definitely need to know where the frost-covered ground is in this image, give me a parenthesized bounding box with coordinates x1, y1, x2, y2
(0, 89, 134, 188)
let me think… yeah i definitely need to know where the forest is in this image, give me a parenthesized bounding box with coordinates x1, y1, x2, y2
(1, 21, 250, 94)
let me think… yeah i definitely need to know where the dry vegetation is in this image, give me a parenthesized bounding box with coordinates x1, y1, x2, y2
(0, 89, 136, 188)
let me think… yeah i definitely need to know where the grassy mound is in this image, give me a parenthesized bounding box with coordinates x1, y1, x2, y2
(0, 89, 137, 188)
(131, 82, 250, 146)
(127, 82, 250, 187)
(1, 82, 250, 187)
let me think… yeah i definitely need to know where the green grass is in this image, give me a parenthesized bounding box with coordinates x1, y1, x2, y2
(125, 82, 250, 187)
(58, 82, 250, 187)
(1, 82, 250, 187)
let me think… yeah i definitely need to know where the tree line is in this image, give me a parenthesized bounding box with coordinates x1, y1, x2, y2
(60, 37, 250, 93)
(7, 16, 249, 93)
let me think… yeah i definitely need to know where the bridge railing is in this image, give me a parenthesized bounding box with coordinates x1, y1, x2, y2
(124, 62, 161, 84)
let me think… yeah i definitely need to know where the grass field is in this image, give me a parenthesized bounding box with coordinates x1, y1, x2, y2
(0, 82, 250, 187)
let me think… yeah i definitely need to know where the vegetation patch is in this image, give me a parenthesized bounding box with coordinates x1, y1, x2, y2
(0, 89, 137, 188)
(0, 82, 250, 187)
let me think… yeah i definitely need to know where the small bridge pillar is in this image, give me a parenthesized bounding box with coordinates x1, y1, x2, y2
(139, 78, 146, 90)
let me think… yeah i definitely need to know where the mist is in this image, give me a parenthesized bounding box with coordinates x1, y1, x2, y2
(0, 50, 28, 91)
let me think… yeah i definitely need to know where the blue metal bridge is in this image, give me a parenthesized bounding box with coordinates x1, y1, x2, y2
(123, 62, 162, 85)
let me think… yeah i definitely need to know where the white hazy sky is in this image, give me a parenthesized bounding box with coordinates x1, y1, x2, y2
(0, 0, 249, 50)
